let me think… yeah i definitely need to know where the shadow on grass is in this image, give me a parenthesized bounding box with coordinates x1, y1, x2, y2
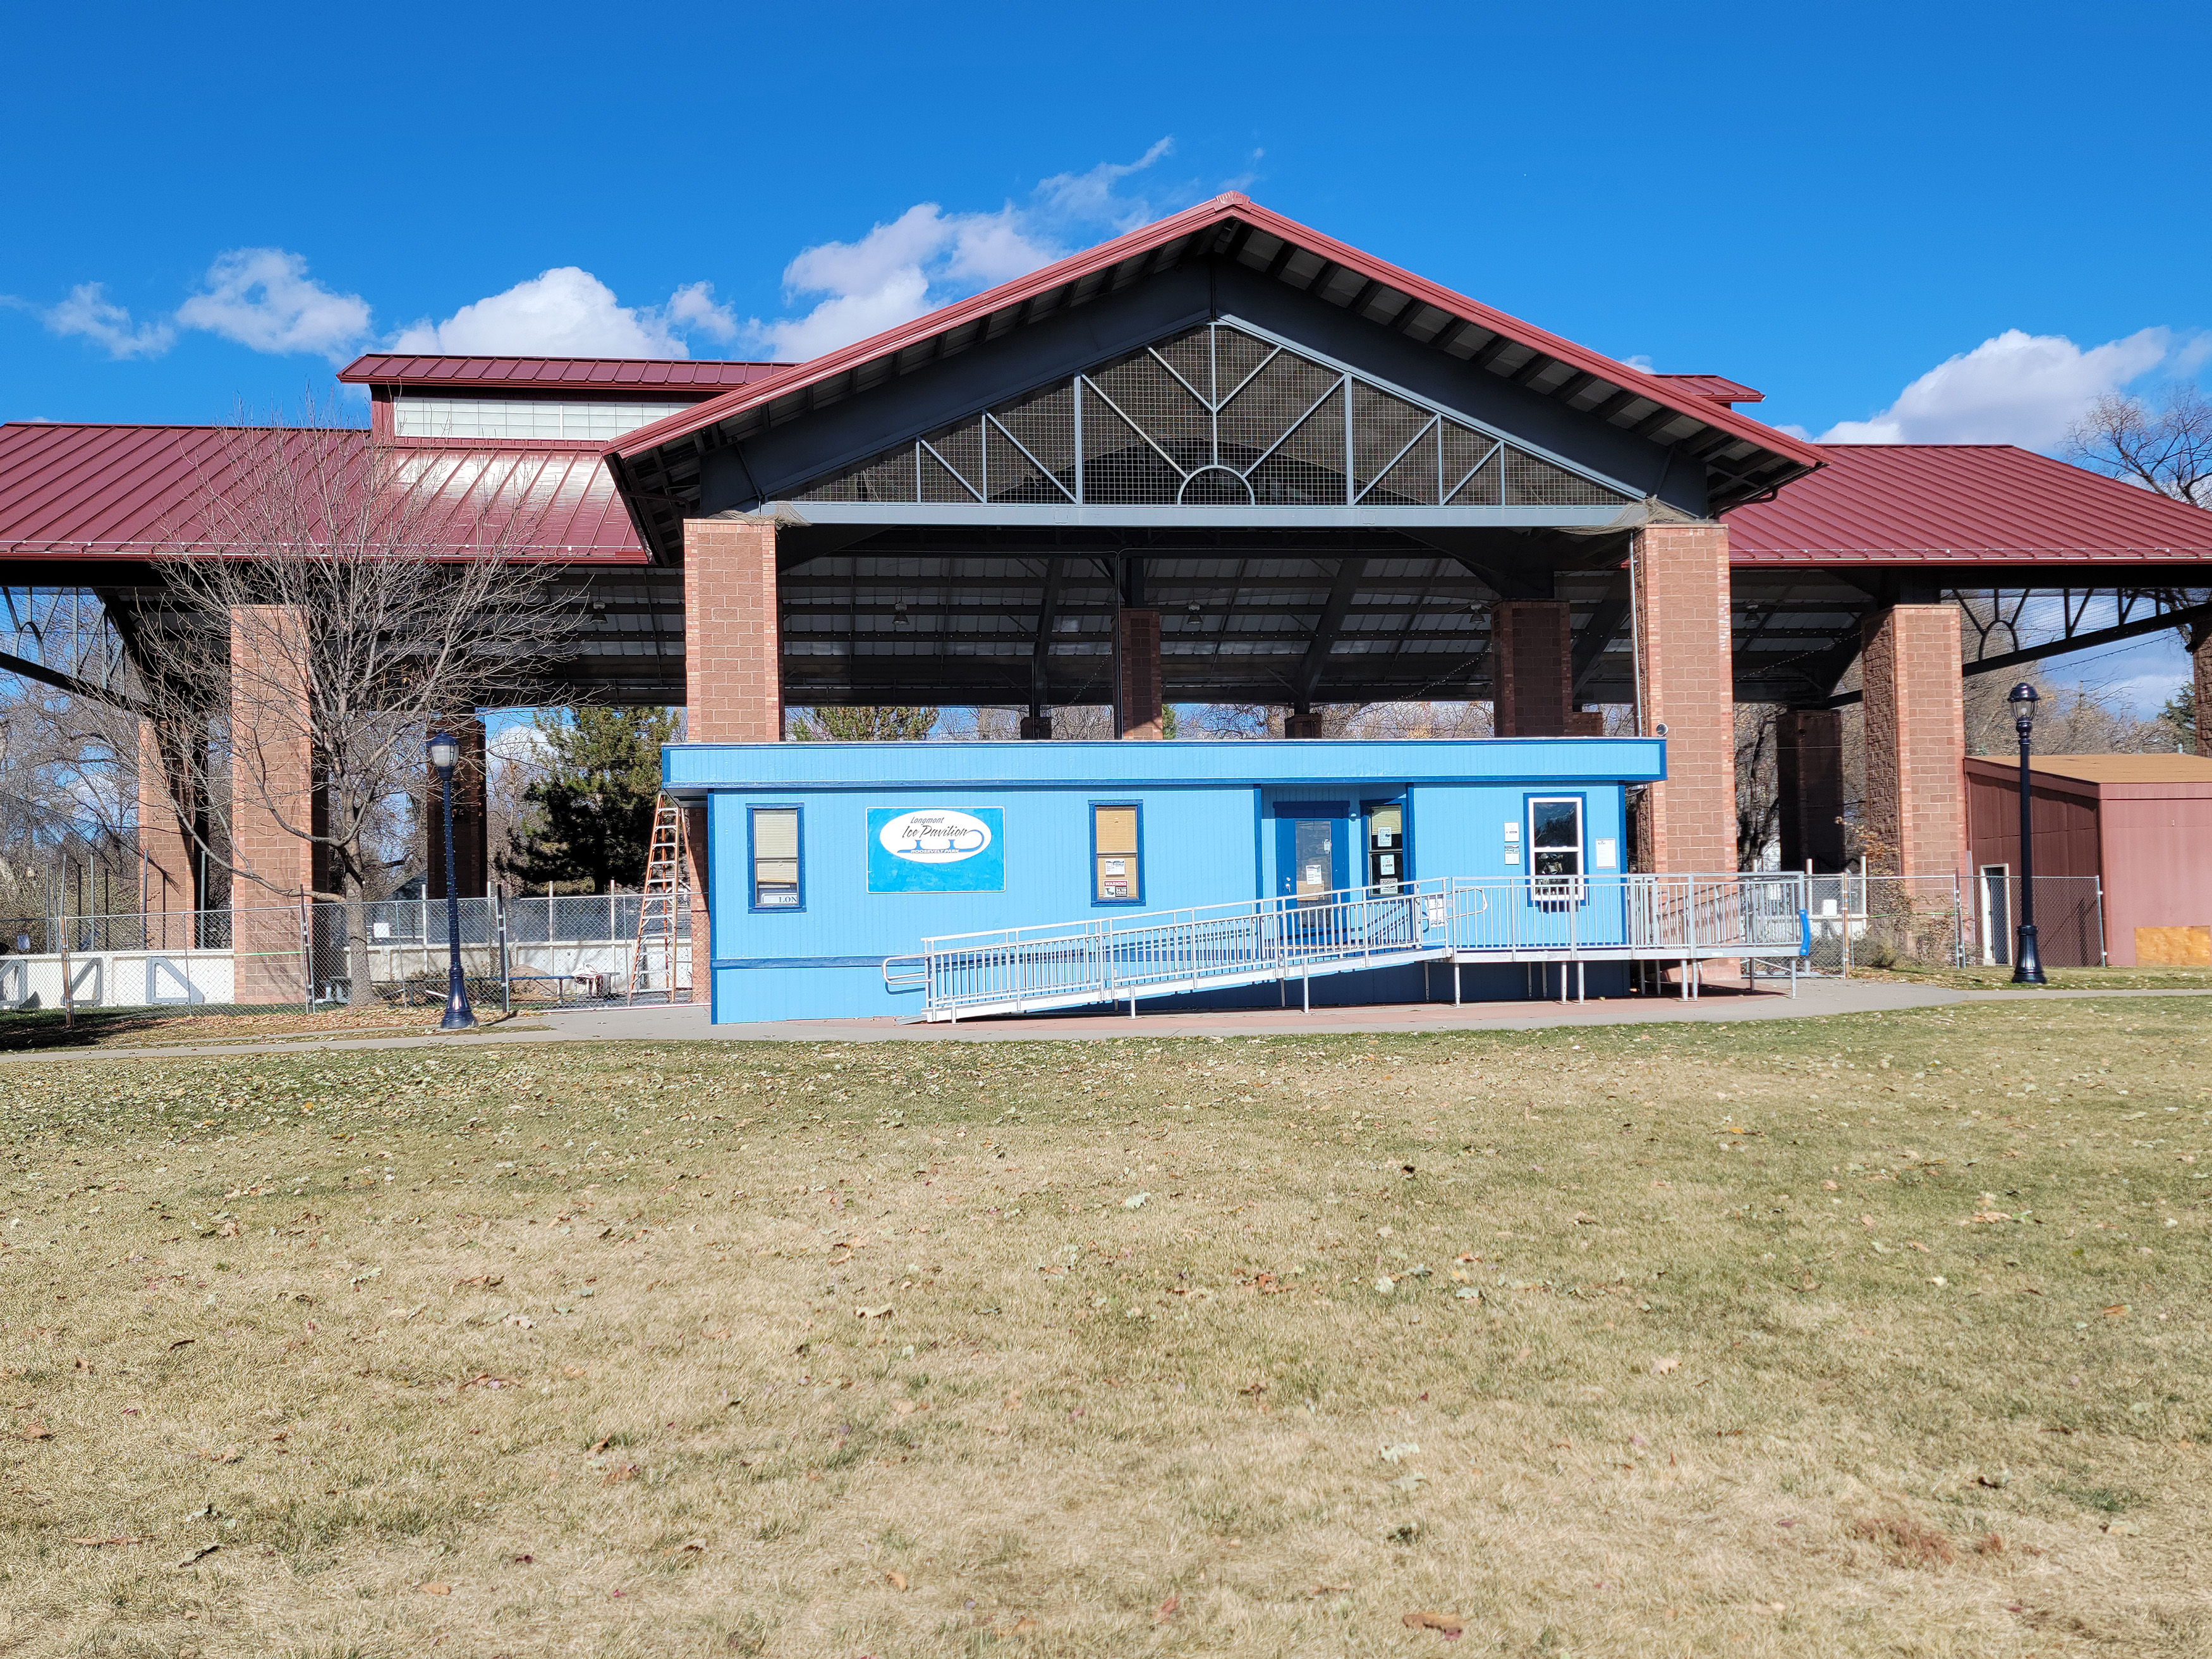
(0, 1001, 528, 1053)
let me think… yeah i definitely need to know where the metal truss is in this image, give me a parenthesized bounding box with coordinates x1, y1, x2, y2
(0, 586, 138, 708)
(790, 322, 1638, 513)
(1725, 581, 2212, 710)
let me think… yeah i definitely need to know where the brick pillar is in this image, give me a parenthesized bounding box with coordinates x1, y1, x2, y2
(1776, 708, 1847, 872)
(1115, 609, 1162, 739)
(1631, 524, 1736, 873)
(228, 605, 315, 1004)
(1492, 600, 1571, 737)
(2194, 627, 2212, 759)
(427, 714, 489, 899)
(137, 717, 201, 952)
(1861, 605, 1967, 879)
(683, 516, 782, 743)
(1283, 711, 1324, 739)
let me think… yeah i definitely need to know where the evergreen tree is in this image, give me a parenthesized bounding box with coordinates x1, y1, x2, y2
(787, 706, 939, 740)
(499, 707, 678, 893)
(2160, 685, 2197, 750)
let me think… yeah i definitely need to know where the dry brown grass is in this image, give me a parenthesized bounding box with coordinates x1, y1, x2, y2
(1, 997, 2209, 1656)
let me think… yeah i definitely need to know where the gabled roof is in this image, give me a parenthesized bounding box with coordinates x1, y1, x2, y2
(0, 422, 646, 560)
(338, 355, 790, 393)
(605, 193, 1823, 555)
(1724, 444, 2212, 564)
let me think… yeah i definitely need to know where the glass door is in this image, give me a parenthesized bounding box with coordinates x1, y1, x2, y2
(1365, 802, 1406, 894)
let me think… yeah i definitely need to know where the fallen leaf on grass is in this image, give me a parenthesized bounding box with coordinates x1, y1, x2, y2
(1308, 1584, 1352, 1597)
(2105, 1305, 2132, 1319)
(418, 1581, 451, 1595)
(1123, 1192, 1150, 1210)
(1651, 1357, 1680, 1376)
(174, 1543, 219, 1567)
(1378, 1442, 1419, 1463)
(886, 1571, 908, 1591)
(1404, 1610, 1465, 1638)
(197, 1447, 240, 1464)
(17, 1419, 50, 1440)
(854, 1305, 894, 1320)
(1154, 1595, 1179, 1622)
(2105, 1519, 2143, 1537)
(602, 1463, 640, 1484)
(167, 1338, 194, 1351)
(1012, 1616, 1037, 1632)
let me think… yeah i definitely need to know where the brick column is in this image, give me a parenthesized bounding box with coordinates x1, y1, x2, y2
(228, 605, 315, 1004)
(2194, 626, 2211, 759)
(1861, 605, 1967, 879)
(1776, 708, 1847, 872)
(683, 515, 782, 743)
(1631, 523, 1736, 873)
(137, 718, 201, 952)
(1492, 600, 1571, 737)
(426, 714, 489, 900)
(1115, 609, 1162, 740)
(1283, 710, 1324, 739)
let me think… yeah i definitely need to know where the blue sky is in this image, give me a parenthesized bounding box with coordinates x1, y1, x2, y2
(3, 0, 2204, 710)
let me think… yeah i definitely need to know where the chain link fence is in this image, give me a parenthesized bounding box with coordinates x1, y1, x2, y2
(1, 894, 690, 1013)
(1802, 873, 2105, 973)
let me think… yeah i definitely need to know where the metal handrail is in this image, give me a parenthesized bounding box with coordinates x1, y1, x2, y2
(887, 872, 1808, 1020)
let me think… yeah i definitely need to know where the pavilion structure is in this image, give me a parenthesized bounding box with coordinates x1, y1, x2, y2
(1, 193, 2208, 1000)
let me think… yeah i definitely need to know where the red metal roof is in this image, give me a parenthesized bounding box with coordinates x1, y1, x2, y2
(1724, 444, 2212, 564)
(607, 193, 1825, 480)
(0, 422, 646, 561)
(337, 355, 791, 392)
(1653, 374, 1763, 406)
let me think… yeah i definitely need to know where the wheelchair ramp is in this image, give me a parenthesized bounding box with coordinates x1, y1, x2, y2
(883, 873, 1808, 1022)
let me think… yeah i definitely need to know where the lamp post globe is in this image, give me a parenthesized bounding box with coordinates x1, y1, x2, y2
(2007, 684, 2044, 985)
(427, 731, 477, 1028)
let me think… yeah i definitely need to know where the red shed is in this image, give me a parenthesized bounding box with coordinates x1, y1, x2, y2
(1964, 753, 2212, 968)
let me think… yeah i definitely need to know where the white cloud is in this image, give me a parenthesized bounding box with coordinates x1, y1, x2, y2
(389, 268, 746, 359)
(31, 283, 176, 359)
(664, 281, 739, 344)
(1820, 327, 2171, 448)
(751, 140, 1181, 362)
(174, 248, 371, 359)
(391, 267, 684, 357)
(1033, 137, 1176, 233)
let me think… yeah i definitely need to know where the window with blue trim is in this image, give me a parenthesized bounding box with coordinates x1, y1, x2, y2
(751, 806, 803, 909)
(1091, 803, 1142, 904)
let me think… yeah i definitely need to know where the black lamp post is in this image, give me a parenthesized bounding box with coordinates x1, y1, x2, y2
(426, 731, 477, 1029)
(2008, 683, 2045, 985)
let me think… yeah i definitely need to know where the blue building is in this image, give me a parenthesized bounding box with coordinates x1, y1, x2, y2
(661, 736, 1727, 1023)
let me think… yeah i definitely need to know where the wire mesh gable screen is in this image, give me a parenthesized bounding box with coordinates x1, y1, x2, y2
(786, 322, 1635, 511)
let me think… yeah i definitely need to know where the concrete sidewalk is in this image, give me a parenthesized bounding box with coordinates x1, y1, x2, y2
(6, 980, 2203, 1066)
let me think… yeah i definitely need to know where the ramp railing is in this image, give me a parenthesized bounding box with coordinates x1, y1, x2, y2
(884, 872, 1808, 1021)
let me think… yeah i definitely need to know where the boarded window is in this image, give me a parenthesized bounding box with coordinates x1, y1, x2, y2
(753, 806, 801, 908)
(1093, 805, 1140, 903)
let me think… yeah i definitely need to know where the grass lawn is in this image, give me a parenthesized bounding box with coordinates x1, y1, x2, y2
(1845, 966, 2212, 994)
(2, 999, 2208, 1657)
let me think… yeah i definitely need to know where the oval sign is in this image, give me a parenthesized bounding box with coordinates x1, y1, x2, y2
(878, 808, 994, 864)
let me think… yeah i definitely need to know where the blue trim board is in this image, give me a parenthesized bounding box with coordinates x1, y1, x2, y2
(667, 737, 1665, 798)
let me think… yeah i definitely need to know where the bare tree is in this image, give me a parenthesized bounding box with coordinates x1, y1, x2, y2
(2066, 386, 2212, 507)
(131, 411, 586, 1004)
